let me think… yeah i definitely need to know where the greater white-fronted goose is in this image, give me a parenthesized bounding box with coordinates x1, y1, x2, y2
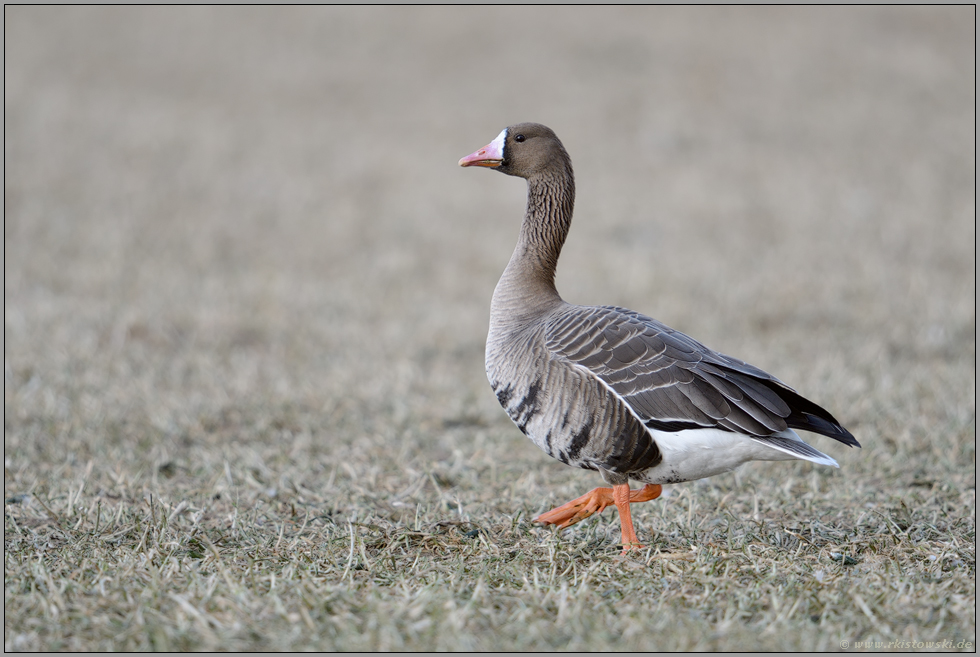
(459, 123, 859, 552)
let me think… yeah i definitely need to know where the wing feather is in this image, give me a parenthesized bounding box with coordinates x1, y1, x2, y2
(546, 305, 857, 446)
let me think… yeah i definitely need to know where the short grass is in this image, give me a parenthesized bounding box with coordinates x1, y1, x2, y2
(5, 6, 976, 652)
(4, 387, 975, 651)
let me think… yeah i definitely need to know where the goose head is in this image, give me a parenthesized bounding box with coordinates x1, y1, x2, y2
(459, 123, 571, 180)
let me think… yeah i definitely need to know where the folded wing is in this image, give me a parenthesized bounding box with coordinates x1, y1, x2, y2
(546, 305, 859, 448)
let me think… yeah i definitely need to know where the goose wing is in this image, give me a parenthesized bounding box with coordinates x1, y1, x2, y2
(545, 305, 858, 447)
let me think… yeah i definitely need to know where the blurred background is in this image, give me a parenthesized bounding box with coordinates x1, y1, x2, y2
(5, 5, 974, 503)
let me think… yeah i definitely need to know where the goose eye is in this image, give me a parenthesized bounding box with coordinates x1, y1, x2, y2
(514, 134, 525, 143)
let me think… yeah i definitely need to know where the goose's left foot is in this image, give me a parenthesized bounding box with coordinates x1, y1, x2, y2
(535, 487, 614, 528)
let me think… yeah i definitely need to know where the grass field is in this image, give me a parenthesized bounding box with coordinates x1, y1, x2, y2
(4, 7, 975, 651)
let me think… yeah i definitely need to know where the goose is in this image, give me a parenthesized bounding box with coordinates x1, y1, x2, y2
(459, 123, 859, 552)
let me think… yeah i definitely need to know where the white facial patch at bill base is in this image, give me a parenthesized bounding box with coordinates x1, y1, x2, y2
(487, 128, 507, 159)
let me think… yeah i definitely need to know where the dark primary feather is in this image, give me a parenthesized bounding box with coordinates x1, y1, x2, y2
(546, 305, 859, 448)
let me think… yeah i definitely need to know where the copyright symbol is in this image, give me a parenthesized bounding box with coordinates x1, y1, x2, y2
(841, 640, 849, 649)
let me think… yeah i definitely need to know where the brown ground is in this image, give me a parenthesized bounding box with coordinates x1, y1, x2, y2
(4, 6, 975, 651)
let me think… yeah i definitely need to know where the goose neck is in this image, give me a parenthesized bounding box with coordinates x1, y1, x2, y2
(491, 171, 575, 323)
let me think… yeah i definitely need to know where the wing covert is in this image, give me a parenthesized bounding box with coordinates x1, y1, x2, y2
(545, 305, 802, 437)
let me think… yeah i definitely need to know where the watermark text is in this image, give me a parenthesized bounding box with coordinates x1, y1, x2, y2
(840, 639, 972, 650)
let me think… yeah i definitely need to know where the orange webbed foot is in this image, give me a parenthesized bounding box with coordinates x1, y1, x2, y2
(535, 487, 615, 529)
(616, 483, 662, 552)
(535, 483, 664, 546)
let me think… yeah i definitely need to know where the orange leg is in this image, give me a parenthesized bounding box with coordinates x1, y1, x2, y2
(536, 483, 662, 552)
